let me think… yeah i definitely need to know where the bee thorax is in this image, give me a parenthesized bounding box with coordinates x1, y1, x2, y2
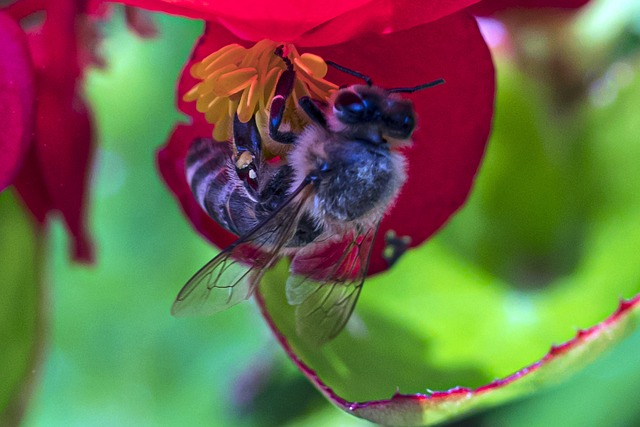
(291, 131, 407, 227)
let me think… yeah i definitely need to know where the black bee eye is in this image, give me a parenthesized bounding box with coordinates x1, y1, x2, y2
(385, 104, 416, 139)
(334, 91, 366, 122)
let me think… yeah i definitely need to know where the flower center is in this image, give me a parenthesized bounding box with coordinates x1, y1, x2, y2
(184, 40, 338, 144)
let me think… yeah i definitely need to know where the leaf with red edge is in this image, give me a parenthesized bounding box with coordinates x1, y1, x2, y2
(112, 0, 481, 45)
(249, 54, 640, 426)
(351, 296, 640, 426)
(161, 12, 494, 275)
(0, 12, 35, 192)
(257, 257, 640, 426)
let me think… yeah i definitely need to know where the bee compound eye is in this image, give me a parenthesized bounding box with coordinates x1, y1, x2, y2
(334, 91, 366, 120)
(385, 102, 416, 138)
(401, 114, 415, 131)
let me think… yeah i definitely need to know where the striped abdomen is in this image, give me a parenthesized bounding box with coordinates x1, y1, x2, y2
(186, 138, 258, 236)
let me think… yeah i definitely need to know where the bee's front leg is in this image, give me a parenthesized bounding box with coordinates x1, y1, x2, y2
(269, 47, 298, 144)
(298, 96, 328, 128)
(233, 113, 262, 162)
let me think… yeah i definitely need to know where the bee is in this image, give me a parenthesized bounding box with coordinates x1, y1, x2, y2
(173, 47, 444, 345)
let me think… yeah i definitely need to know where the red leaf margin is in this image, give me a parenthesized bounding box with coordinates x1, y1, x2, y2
(255, 291, 640, 426)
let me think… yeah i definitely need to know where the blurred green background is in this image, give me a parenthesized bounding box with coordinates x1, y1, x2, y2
(2, 0, 640, 425)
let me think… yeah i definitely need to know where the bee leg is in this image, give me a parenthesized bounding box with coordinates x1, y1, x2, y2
(298, 96, 328, 128)
(233, 113, 262, 159)
(269, 47, 298, 144)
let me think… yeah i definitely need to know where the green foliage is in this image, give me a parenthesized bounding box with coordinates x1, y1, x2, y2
(0, 192, 41, 425)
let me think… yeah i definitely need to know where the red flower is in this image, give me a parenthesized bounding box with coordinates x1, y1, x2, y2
(0, 0, 155, 262)
(113, 1, 592, 275)
(130, 1, 495, 276)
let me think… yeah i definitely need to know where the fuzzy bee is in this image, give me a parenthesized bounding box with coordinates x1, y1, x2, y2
(173, 48, 444, 345)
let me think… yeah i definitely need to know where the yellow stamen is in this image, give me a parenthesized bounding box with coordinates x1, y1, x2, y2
(184, 40, 339, 145)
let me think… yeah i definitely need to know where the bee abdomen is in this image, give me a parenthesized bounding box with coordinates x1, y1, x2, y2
(186, 138, 258, 236)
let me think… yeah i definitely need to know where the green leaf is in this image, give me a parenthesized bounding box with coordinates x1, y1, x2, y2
(0, 191, 43, 424)
(258, 263, 640, 426)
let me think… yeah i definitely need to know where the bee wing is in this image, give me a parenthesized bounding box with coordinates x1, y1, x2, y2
(286, 223, 381, 345)
(172, 178, 313, 317)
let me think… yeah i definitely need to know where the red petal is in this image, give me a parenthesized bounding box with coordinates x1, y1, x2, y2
(113, 0, 371, 40)
(294, 0, 480, 46)
(307, 12, 495, 274)
(113, 0, 481, 45)
(18, 2, 96, 263)
(471, 0, 590, 15)
(0, 13, 35, 192)
(158, 124, 238, 249)
(34, 85, 96, 263)
(14, 144, 54, 225)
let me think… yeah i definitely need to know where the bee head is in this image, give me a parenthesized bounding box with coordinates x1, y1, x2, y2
(324, 60, 443, 143)
(331, 85, 417, 141)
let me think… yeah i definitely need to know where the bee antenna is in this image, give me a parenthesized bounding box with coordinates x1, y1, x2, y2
(387, 78, 445, 94)
(325, 60, 373, 86)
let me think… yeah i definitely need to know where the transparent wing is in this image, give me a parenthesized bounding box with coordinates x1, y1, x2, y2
(171, 245, 267, 317)
(286, 222, 381, 345)
(172, 178, 313, 317)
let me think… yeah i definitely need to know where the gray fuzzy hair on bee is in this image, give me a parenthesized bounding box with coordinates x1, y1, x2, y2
(173, 47, 444, 345)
